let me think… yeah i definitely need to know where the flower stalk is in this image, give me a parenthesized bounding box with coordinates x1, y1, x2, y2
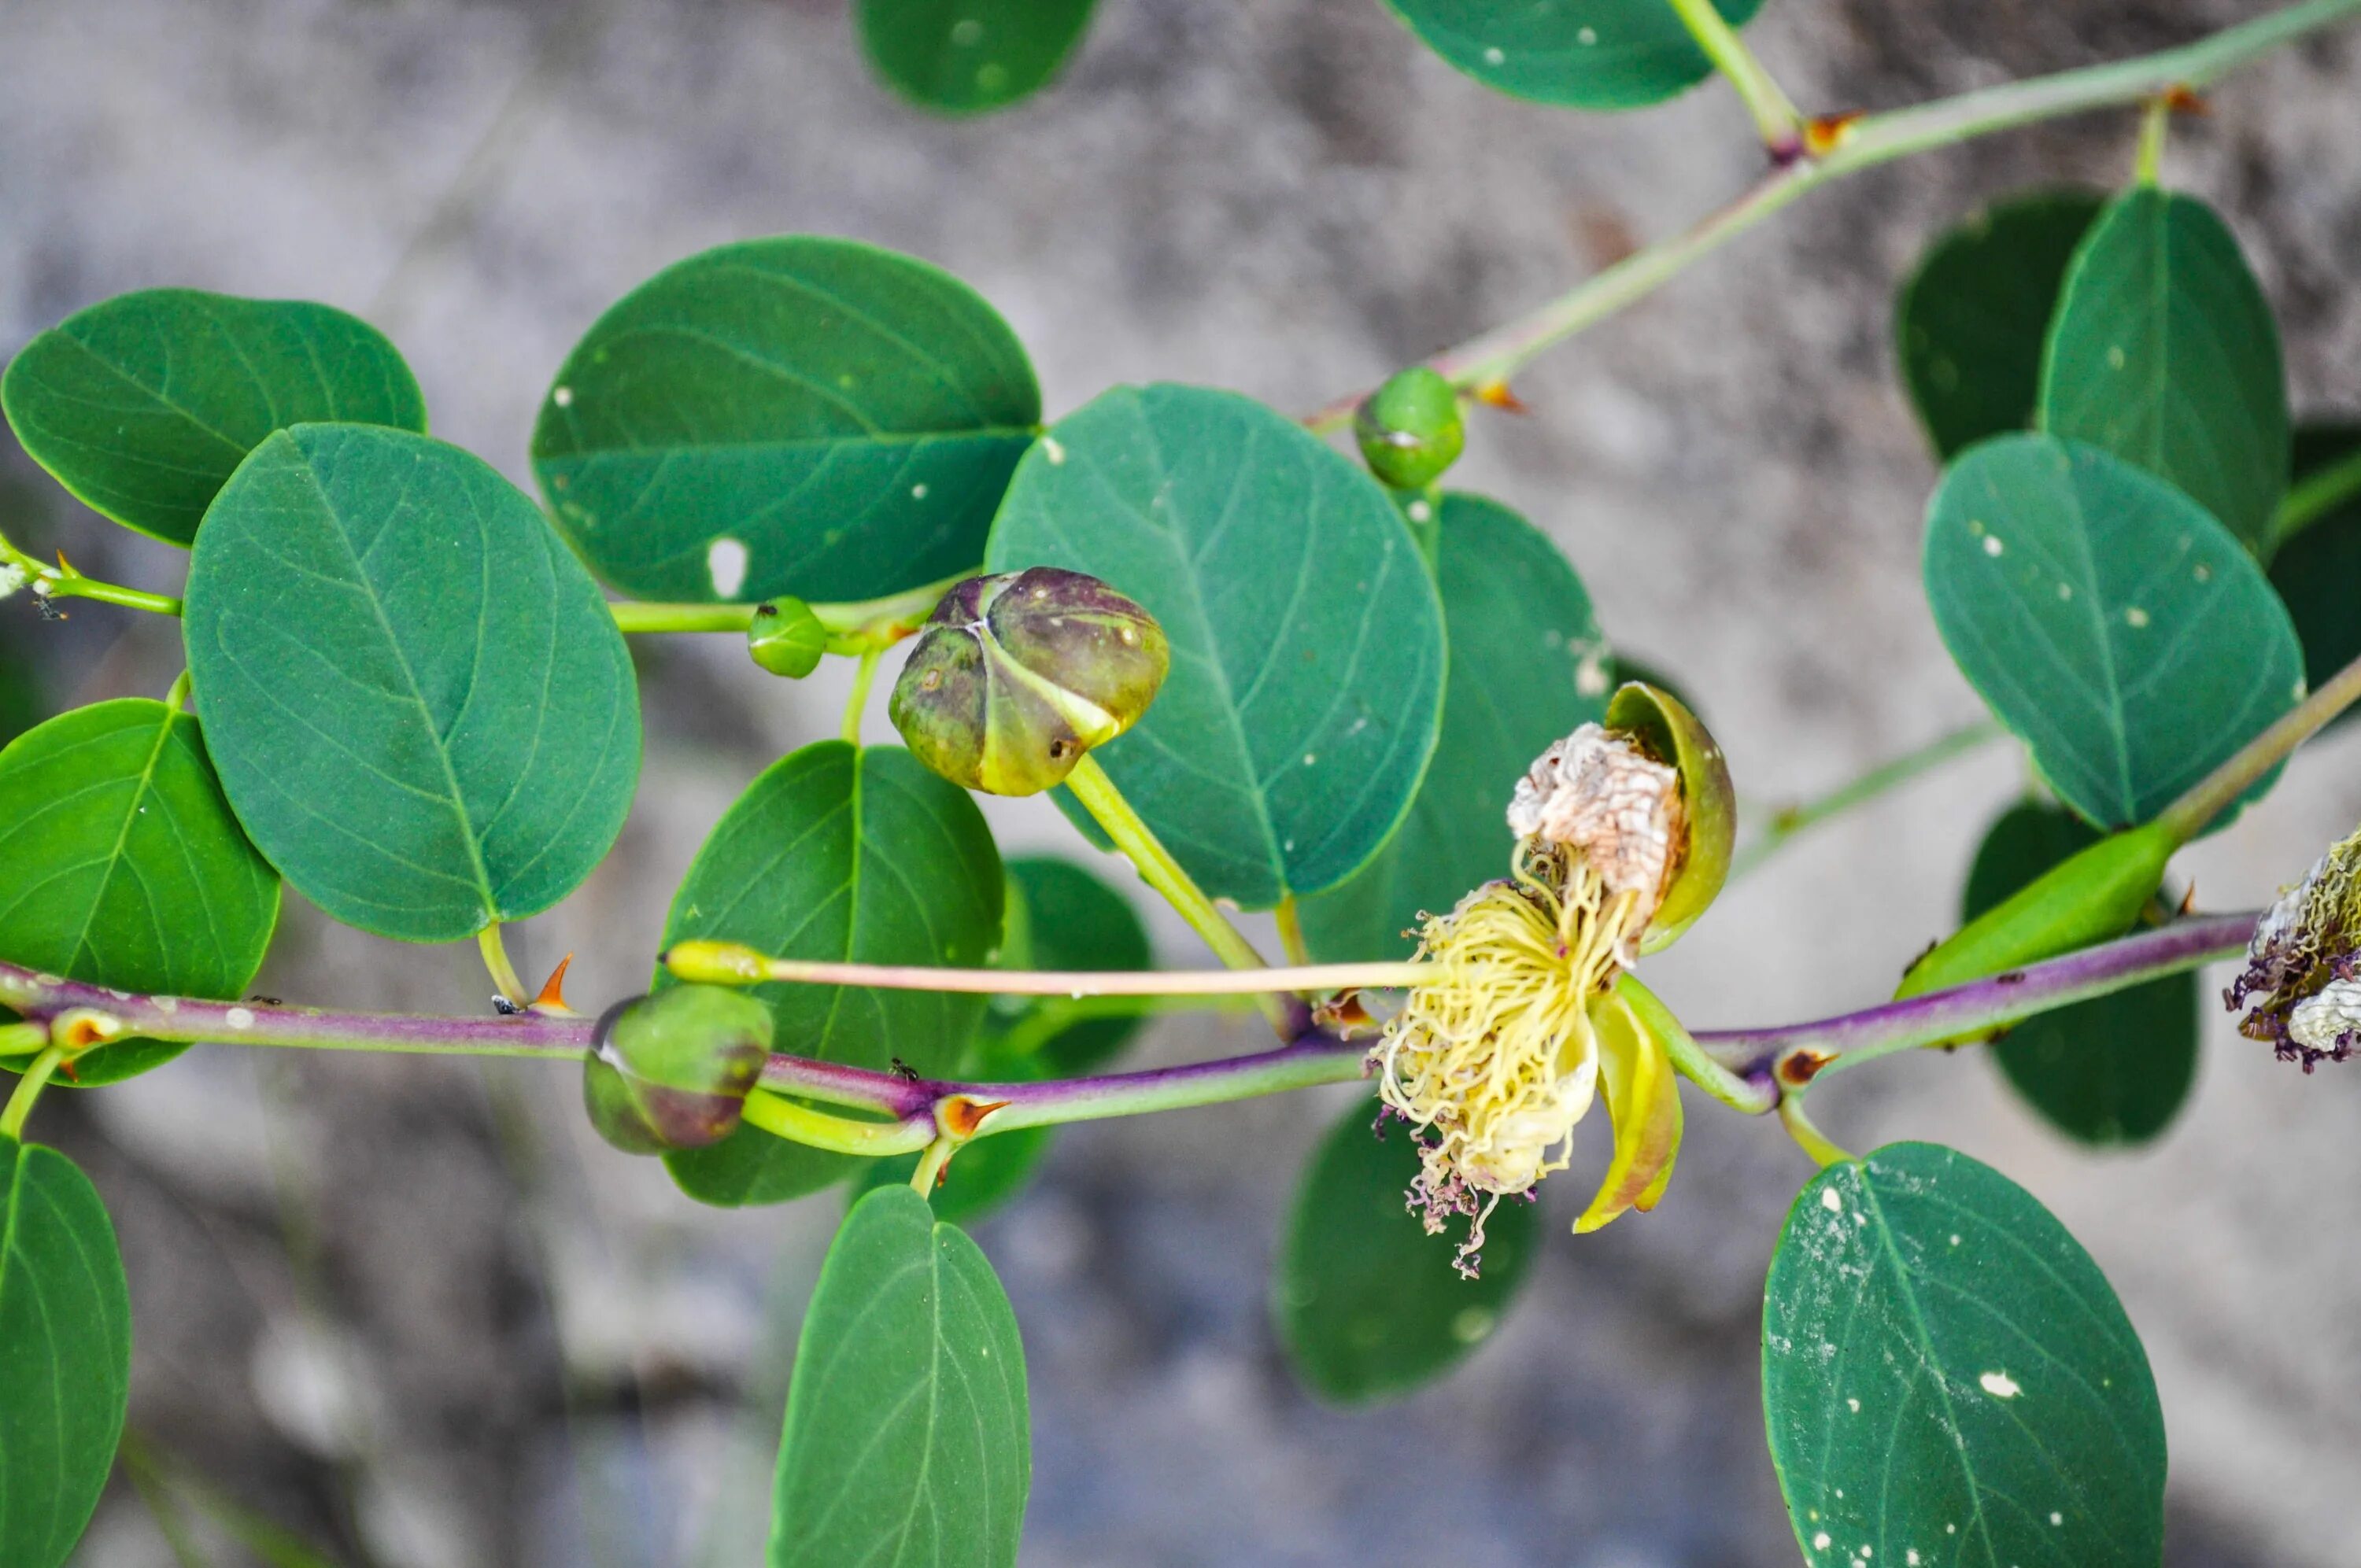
(1302, 0, 2361, 426)
(1663, 0, 1805, 155)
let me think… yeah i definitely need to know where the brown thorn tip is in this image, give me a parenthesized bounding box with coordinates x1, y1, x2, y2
(530, 953, 576, 1013)
(940, 1096, 1013, 1140)
(2162, 84, 2210, 116)
(1776, 1048, 1832, 1088)
(1474, 382, 1529, 415)
(1803, 111, 1863, 158)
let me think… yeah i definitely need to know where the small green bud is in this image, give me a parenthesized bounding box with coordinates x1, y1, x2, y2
(582, 985, 774, 1155)
(889, 567, 1169, 795)
(1354, 367, 1465, 490)
(747, 597, 828, 678)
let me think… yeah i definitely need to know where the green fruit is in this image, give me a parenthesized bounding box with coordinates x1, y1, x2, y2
(1354, 367, 1465, 490)
(889, 567, 1169, 795)
(748, 597, 829, 678)
(582, 985, 774, 1155)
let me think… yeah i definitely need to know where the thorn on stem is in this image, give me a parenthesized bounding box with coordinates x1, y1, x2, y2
(530, 954, 576, 1014)
(938, 1095, 1012, 1141)
(1473, 382, 1529, 415)
(1802, 111, 1863, 158)
(2161, 83, 2210, 116)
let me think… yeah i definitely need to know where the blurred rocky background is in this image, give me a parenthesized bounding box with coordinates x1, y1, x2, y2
(2, 0, 2358, 1562)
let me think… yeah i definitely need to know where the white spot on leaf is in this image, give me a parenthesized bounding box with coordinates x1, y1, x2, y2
(708, 537, 750, 599)
(1979, 1370, 2021, 1399)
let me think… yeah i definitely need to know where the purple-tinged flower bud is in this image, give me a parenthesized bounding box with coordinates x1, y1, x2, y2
(582, 985, 774, 1154)
(889, 567, 1169, 796)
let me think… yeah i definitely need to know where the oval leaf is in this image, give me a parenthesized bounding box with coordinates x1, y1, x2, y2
(0, 1139, 132, 1568)
(1762, 1142, 2164, 1567)
(2268, 424, 2361, 720)
(1897, 189, 2103, 461)
(660, 743, 1003, 1206)
(1301, 493, 1607, 959)
(770, 1186, 1028, 1568)
(0, 289, 425, 548)
(859, 0, 1097, 114)
(1923, 434, 2301, 830)
(1964, 803, 2197, 1144)
(984, 855, 1152, 1074)
(0, 699, 279, 1083)
(986, 384, 1445, 907)
(1382, 0, 1767, 110)
(183, 424, 641, 943)
(1273, 1095, 1537, 1404)
(532, 238, 1040, 604)
(2038, 187, 2290, 559)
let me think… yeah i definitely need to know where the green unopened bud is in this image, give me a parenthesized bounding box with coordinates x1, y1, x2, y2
(747, 597, 828, 678)
(1354, 367, 1465, 490)
(889, 567, 1169, 795)
(582, 985, 774, 1155)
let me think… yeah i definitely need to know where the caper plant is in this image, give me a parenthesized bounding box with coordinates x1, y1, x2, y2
(2, 1, 2360, 1563)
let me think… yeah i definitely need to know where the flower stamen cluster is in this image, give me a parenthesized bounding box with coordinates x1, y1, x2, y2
(1373, 725, 1682, 1275)
(2228, 827, 2361, 1070)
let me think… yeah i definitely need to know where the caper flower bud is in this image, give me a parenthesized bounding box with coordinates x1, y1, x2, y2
(889, 567, 1169, 795)
(582, 984, 774, 1155)
(747, 596, 829, 678)
(1354, 366, 1465, 490)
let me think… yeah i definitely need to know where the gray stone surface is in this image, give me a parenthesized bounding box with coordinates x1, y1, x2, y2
(3, 0, 2358, 1563)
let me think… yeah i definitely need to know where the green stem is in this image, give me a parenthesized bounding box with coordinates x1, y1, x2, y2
(1, 529, 183, 615)
(843, 647, 883, 746)
(1062, 754, 1291, 1030)
(908, 1137, 955, 1193)
(1731, 719, 2004, 879)
(0, 1022, 51, 1058)
(2133, 94, 2171, 184)
(2156, 641, 2361, 844)
(1275, 895, 1312, 966)
(609, 571, 963, 651)
(1, 1046, 64, 1141)
(665, 941, 1428, 996)
(477, 924, 529, 1004)
(1302, 0, 2361, 426)
(741, 1089, 927, 1155)
(1663, 0, 1804, 152)
(1778, 1093, 1853, 1167)
(2276, 445, 2361, 546)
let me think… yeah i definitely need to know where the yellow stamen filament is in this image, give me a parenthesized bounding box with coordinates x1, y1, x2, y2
(1373, 845, 1642, 1274)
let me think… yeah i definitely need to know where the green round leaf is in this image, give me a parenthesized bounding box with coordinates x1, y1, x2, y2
(1924, 434, 2302, 830)
(2267, 424, 2361, 723)
(770, 1186, 1028, 1568)
(1300, 493, 1607, 960)
(2038, 188, 2290, 559)
(0, 289, 425, 548)
(983, 856, 1151, 1074)
(0, 1139, 132, 1568)
(986, 384, 1446, 907)
(659, 742, 1003, 1207)
(859, 0, 1097, 114)
(531, 238, 1040, 604)
(1763, 1142, 2164, 1568)
(1273, 1095, 1538, 1404)
(1381, 0, 1766, 110)
(0, 699, 279, 1083)
(1964, 803, 2197, 1145)
(1897, 189, 2104, 462)
(183, 424, 641, 943)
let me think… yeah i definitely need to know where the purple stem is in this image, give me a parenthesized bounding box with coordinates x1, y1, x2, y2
(1691, 910, 2259, 1084)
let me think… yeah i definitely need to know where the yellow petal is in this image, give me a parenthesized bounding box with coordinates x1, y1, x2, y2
(1573, 975, 1683, 1233)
